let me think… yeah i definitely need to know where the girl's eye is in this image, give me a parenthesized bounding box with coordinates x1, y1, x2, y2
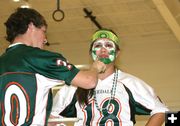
(94, 44, 102, 48)
(105, 43, 113, 48)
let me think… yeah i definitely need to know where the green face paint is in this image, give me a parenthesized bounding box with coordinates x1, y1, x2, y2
(91, 40, 116, 64)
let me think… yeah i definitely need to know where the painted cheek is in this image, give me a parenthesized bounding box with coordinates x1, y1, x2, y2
(91, 49, 98, 61)
(109, 50, 116, 61)
(93, 46, 101, 51)
(108, 48, 116, 55)
(105, 49, 116, 62)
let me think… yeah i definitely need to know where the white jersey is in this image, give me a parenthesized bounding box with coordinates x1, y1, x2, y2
(51, 70, 169, 126)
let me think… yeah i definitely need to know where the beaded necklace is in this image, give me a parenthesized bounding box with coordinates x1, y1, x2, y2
(93, 69, 118, 113)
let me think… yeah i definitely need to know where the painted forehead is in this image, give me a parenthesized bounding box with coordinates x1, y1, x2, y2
(92, 39, 115, 47)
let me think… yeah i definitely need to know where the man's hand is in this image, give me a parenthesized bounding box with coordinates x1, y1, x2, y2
(91, 59, 106, 73)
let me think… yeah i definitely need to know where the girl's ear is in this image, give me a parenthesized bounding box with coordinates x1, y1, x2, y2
(116, 49, 120, 58)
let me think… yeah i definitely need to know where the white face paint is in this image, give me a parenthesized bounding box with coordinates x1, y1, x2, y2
(91, 39, 116, 64)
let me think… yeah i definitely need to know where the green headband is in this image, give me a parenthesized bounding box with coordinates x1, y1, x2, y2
(91, 30, 119, 46)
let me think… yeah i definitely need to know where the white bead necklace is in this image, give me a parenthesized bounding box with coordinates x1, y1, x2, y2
(93, 69, 118, 113)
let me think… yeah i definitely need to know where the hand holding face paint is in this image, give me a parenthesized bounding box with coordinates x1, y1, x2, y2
(91, 59, 106, 73)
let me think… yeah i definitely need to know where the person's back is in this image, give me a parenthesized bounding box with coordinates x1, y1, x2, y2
(0, 73, 42, 125)
(0, 44, 62, 125)
(0, 44, 33, 73)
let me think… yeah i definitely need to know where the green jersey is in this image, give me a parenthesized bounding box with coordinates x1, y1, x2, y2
(0, 43, 79, 126)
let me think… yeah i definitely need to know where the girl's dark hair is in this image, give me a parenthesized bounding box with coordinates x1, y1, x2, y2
(4, 8, 47, 43)
(76, 87, 94, 105)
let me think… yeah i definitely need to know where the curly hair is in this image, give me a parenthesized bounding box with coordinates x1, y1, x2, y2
(4, 8, 47, 43)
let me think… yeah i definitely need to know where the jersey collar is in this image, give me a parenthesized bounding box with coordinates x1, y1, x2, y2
(8, 42, 24, 48)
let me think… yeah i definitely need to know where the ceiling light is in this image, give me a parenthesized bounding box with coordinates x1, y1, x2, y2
(20, 2, 31, 8)
(13, 0, 20, 2)
(20, 4, 30, 8)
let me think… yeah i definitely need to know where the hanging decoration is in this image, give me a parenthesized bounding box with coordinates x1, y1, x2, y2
(52, 0, 65, 22)
(83, 8, 103, 29)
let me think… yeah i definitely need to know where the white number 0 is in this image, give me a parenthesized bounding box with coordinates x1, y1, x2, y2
(4, 84, 29, 126)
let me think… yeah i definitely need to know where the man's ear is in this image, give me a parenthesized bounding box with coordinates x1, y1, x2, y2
(28, 22, 35, 32)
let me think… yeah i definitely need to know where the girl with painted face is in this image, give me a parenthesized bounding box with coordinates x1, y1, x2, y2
(90, 29, 120, 65)
(91, 39, 117, 64)
(50, 29, 168, 126)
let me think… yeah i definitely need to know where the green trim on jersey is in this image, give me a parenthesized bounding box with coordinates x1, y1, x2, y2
(60, 93, 77, 117)
(45, 89, 53, 126)
(124, 85, 151, 124)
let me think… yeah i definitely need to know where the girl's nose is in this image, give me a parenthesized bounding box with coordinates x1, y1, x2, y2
(100, 46, 107, 52)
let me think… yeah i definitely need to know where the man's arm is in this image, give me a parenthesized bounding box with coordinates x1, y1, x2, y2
(145, 113, 165, 126)
(71, 60, 106, 89)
